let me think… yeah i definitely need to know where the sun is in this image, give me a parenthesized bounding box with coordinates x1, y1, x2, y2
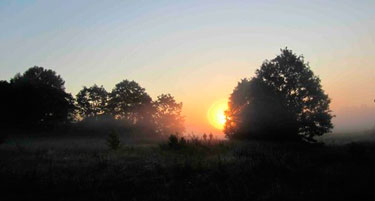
(207, 99, 228, 130)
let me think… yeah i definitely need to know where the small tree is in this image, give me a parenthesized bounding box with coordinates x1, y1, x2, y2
(168, 134, 179, 149)
(106, 130, 121, 151)
(225, 48, 333, 142)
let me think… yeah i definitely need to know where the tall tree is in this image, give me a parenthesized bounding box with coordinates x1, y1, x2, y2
(8, 66, 75, 129)
(107, 80, 153, 124)
(153, 94, 185, 136)
(76, 85, 108, 119)
(225, 48, 333, 142)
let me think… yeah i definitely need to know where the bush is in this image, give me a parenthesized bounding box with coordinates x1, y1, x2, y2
(162, 134, 217, 155)
(168, 134, 182, 149)
(106, 130, 121, 151)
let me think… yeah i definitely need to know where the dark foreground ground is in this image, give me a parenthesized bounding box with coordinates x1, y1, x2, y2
(1, 134, 375, 201)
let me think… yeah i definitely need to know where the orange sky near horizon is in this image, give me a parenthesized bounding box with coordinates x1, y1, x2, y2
(0, 1, 374, 137)
(176, 50, 375, 137)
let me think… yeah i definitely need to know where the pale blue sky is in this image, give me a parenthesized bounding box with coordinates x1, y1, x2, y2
(1, 0, 374, 134)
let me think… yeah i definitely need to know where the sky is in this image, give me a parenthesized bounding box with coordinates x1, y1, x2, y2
(0, 0, 374, 136)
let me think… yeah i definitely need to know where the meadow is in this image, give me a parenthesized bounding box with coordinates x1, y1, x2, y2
(1, 133, 375, 201)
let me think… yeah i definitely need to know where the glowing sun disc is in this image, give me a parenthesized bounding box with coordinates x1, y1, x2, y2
(207, 99, 228, 130)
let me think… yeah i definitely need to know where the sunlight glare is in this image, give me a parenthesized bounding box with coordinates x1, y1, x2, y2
(207, 99, 228, 130)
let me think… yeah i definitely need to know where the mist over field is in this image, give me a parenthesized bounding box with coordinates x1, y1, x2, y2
(333, 105, 375, 132)
(1, 1, 375, 201)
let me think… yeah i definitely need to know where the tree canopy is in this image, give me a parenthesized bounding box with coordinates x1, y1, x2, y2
(107, 80, 153, 124)
(2, 66, 75, 129)
(11, 66, 66, 90)
(1, 66, 185, 138)
(76, 85, 108, 119)
(225, 48, 333, 142)
(153, 94, 185, 136)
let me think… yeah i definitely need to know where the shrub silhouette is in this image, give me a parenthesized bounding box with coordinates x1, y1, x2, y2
(166, 134, 193, 150)
(168, 134, 180, 149)
(225, 48, 333, 142)
(106, 130, 121, 151)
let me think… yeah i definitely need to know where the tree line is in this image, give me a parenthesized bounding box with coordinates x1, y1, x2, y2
(0, 67, 184, 137)
(1, 48, 334, 142)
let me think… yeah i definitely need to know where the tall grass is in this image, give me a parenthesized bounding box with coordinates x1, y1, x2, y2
(1, 133, 375, 200)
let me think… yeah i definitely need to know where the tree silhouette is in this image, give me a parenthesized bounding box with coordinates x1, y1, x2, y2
(0, 80, 12, 129)
(11, 66, 66, 90)
(107, 80, 153, 124)
(8, 66, 75, 129)
(225, 48, 333, 142)
(76, 85, 108, 120)
(153, 94, 185, 136)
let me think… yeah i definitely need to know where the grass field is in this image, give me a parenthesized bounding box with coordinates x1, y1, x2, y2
(1, 134, 375, 201)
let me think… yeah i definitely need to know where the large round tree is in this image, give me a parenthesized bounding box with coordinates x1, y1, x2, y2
(225, 48, 333, 142)
(8, 66, 75, 129)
